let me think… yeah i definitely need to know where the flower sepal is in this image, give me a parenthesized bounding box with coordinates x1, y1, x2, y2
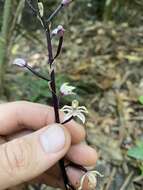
(78, 170, 104, 190)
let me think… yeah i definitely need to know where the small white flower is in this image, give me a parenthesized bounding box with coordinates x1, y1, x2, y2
(61, 100, 88, 123)
(13, 58, 27, 67)
(60, 83, 76, 95)
(52, 25, 65, 37)
(78, 171, 103, 190)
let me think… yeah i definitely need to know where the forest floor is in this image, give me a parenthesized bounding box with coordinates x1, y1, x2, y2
(6, 21, 143, 190)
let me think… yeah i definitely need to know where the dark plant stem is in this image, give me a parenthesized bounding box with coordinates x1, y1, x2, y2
(66, 162, 88, 173)
(45, 24, 71, 190)
(61, 116, 73, 125)
(50, 70, 60, 123)
(46, 4, 63, 24)
(25, 65, 50, 81)
(25, 1, 76, 189)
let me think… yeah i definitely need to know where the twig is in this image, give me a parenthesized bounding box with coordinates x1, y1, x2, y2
(119, 171, 134, 190)
(104, 167, 116, 190)
(133, 175, 143, 187)
(133, 175, 143, 183)
(129, 117, 143, 121)
(9, 0, 25, 37)
(0, 0, 12, 95)
(115, 91, 127, 145)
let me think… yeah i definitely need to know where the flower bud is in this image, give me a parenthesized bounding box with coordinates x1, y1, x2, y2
(52, 25, 65, 37)
(61, 0, 73, 6)
(13, 58, 27, 67)
(38, 2, 44, 17)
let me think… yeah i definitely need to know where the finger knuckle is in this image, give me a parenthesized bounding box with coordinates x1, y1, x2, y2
(1, 139, 32, 175)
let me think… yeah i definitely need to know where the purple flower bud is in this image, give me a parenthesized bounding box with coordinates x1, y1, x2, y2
(61, 0, 73, 6)
(52, 25, 65, 37)
(13, 58, 27, 67)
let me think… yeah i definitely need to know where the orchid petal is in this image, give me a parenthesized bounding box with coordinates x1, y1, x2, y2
(61, 109, 73, 113)
(87, 173, 97, 190)
(61, 105, 73, 110)
(78, 173, 86, 190)
(76, 112, 86, 123)
(63, 113, 73, 122)
(91, 171, 104, 177)
(78, 106, 88, 113)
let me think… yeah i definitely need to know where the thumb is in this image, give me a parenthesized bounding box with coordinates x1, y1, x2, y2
(0, 124, 71, 189)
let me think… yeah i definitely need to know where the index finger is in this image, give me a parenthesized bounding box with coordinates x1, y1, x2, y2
(0, 101, 85, 144)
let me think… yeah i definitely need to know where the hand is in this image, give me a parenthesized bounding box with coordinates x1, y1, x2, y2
(0, 101, 97, 190)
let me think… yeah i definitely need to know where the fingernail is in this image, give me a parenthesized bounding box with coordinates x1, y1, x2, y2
(40, 125, 65, 153)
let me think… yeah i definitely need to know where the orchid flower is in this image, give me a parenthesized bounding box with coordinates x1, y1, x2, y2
(60, 83, 76, 95)
(13, 58, 27, 67)
(78, 171, 104, 190)
(61, 100, 88, 123)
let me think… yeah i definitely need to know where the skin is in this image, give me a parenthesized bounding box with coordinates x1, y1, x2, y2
(0, 101, 97, 189)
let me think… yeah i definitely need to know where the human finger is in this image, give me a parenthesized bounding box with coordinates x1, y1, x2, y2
(0, 101, 85, 144)
(67, 143, 97, 166)
(0, 124, 70, 189)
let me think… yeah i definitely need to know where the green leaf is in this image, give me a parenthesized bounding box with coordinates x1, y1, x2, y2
(128, 142, 143, 161)
(139, 96, 143, 104)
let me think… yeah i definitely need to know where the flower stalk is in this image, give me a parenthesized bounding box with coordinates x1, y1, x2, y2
(25, 64, 50, 82)
(26, 1, 74, 189)
(14, 1, 95, 189)
(13, 58, 50, 82)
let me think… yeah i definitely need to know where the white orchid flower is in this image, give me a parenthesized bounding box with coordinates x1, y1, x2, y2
(78, 171, 104, 190)
(60, 83, 76, 96)
(13, 58, 27, 67)
(61, 100, 88, 123)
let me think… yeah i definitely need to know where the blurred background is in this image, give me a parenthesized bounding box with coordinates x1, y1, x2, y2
(0, 0, 143, 190)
